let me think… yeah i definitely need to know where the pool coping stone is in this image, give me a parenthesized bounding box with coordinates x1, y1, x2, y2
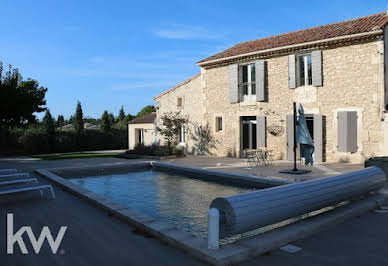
(35, 163, 388, 265)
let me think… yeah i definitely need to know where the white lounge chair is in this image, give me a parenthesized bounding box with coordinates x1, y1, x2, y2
(0, 183, 55, 199)
(0, 176, 37, 186)
(0, 173, 29, 179)
(0, 169, 17, 175)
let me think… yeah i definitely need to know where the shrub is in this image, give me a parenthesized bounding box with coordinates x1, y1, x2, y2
(18, 127, 50, 154)
(173, 146, 185, 157)
(126, 143, 172, 157)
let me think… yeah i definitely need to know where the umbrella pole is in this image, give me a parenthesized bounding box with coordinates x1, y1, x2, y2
(279, 102, 311, 175)
(293, 102, 298, 171)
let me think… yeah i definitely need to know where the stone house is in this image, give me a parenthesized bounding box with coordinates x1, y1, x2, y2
(131, 12, 388, 163)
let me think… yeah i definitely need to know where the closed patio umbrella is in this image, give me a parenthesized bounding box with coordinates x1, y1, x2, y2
(296, 104, 314, 165)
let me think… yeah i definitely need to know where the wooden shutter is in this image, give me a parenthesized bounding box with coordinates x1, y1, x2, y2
(256, 116, 266, 148)
(256, 60, 265, 101)
(312, 50, 323, 86)
(313, 114, 323, 163)
(288, 54, 296, 89)
(229, 64, 239, 103)
(338, 111, 358, 152)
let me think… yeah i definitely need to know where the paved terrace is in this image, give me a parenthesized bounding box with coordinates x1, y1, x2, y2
(164, 156, 364, 182)
(0, 156, 386, 266)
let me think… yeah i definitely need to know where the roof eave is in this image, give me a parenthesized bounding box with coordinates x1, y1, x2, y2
(197, 30, 383, 67)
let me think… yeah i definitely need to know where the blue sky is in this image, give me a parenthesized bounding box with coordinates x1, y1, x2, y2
(0, 0, 386, 119)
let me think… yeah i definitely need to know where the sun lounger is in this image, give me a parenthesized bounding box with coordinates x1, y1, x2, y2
(0, 173, 29, 179)
(0, 183, 55, 199)
(0, 177, 37, 186)
(0, 169, 17, 175)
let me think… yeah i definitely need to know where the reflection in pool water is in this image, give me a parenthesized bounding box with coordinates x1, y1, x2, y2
(71, 170, 254, 237)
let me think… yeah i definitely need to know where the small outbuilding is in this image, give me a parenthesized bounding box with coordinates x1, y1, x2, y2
(127, 112, 157, 149)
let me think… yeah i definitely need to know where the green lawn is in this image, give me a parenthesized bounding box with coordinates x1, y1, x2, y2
(34, 152, 120, 160)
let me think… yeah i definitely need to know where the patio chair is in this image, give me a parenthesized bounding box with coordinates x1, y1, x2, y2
(0, 169, 17, 175)
(243, 150, 257, 167)
(255, 150, 267, 167)
(264, 149, 275, 166)
(0, 183, 55, 199)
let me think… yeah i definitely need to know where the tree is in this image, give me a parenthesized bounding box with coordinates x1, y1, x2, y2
(68, 115, 74, 124)
(137, 105, 155, 117)
(0, 63, 47, 127)
(126, 114, 134, 122)
(191, 123, 218, 155)
(56, 115, 65, 129)
(73, 101, 84, 134)
(156, 112, 187, 152)
(101, 110, 111, 133)
(42, 110, 55, 135)
(108, 112, 115, 124)
(118, 106, 125, 121)
(42, 109, 55, 151)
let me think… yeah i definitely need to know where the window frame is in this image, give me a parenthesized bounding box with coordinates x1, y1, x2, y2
(178, 125, 186, 144)
(216, 117, 223, 132)
(296, 54, 312, 87)
(239, 63, 256, 102)
(136, 128, 144, 144)
(177, 97, 183, 108)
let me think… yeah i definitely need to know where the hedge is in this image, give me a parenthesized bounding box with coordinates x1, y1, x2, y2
(0, 127, 127, 155)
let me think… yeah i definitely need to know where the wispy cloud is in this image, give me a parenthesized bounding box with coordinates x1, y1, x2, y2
(153, 24, 221, 40)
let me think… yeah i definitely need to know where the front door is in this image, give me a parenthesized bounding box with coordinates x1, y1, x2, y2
(242, 117, 257, 150)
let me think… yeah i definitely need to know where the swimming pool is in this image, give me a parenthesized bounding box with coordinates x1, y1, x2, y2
(71, 169, 255, 237)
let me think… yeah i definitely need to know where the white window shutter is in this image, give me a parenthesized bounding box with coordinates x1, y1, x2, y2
(256, 116, 266, 148)
(229, 64, 239, 103)
(288, 54, 296, 89)
(313, 114, 323, 163)
(338, 111, 357, 152)
(312, 50, 323, 87)
(256, 60, 265, 101)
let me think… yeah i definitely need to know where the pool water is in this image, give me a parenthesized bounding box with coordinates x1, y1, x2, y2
(71, 170, 254, 237)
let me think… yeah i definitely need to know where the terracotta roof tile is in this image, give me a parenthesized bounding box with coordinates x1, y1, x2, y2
(198, 12, 387, 65)
(128, 112, 156, 124)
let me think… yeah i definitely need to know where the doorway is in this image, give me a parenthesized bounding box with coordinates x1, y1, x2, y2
(286, 113, 325, 163)
(242, 116, 257, 150)
(305, 114, 314, 141)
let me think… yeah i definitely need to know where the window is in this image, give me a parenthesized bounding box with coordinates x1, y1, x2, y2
(177, 97, 183, 108)
(297, 54, 312, 86)
(136, 129, 144, 144)
(216, 117, 223, 131)
(240, 64, 256, 102)
(178, 125, 186, 144)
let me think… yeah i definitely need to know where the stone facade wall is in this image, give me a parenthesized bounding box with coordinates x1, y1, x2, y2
(155, 74, 206, 154)
(201, 40, 385, 163)
(154, 40, 386, 163)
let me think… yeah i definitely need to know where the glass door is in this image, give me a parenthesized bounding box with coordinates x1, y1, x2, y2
(242, 117, 257, 150)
